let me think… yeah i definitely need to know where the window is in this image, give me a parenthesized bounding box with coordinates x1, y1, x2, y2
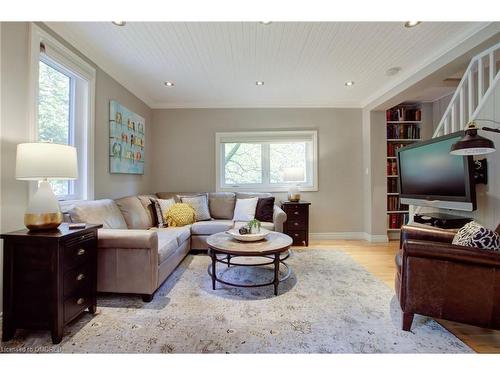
(216, 131, 318, 192)
(31, 25, 95, 200)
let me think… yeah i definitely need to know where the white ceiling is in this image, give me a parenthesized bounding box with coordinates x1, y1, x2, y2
(47, 22, 489, 108)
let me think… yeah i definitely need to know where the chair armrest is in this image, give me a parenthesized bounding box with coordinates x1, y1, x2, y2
(402, 239, 500, 268)
(400, 224, 456, 249)
(273, 205, 287, 232)
(98, 229, 158, 250)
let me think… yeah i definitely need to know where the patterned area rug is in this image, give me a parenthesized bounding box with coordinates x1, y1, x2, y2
(1, 249, 472, 353)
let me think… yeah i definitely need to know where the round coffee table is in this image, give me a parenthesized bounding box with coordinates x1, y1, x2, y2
(206, 231, 293, 296)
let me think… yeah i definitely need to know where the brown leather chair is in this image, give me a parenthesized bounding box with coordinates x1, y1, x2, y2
(395, 223, 500, 331)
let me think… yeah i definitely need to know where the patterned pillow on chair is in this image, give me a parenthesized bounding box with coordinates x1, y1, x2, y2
(452, 221, 500, 251)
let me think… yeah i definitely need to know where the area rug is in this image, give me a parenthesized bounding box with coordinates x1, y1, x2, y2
(0, 249, 472, 353)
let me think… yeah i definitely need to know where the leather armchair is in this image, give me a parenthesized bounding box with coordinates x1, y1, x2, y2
(395, 223, 500, 331)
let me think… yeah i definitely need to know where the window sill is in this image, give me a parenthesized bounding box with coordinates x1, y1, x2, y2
(218, 186, 318, 193)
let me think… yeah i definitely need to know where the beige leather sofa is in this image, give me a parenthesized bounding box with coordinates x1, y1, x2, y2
(64, 192, 287, 302)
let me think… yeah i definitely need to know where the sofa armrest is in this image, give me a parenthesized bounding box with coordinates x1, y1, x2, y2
(273, 205, 287, 232)
(402, 239, 500, 268)
(98, 228, 158, 250)
(400, 224, 456, 249)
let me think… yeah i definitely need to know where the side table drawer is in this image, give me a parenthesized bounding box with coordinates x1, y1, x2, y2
(287, 230, 307, 245)
(64, 294, 92, 324)
(63, 239, 95, 271)
(64, 264, 93, 298)
(286, 217, 307, 230)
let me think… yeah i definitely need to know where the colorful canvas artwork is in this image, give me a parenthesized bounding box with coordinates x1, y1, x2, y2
(109, 100, 145, 174)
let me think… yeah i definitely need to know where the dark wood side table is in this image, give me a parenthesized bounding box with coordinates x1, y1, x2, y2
(1, 223, 102, 344)
(281, 201, 311, 246)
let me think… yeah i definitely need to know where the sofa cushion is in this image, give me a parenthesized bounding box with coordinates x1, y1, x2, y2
(234, 221, 275, 231)
(191, 220, 234, 235)
(156, 192, 200, 202)
(151, 226, 191, 245)
(156, 231, 179, 264)
(180, 194, 211, 221)
(255, 197, 275, 222)
(233, 197, 258, 221)
(208, 192, 236, 219)
(236, 192, 272, 200)
(115, 196, 152, 229)
(137, 195, 157, 227)
(68, 199, 127, 229)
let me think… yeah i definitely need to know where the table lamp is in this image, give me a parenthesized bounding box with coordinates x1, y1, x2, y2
(283, 167, 304, 202)
(16, 143, 78, 230)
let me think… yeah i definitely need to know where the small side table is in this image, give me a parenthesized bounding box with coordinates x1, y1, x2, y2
(281, 201, 311, 246)
(1, 223, 102, 344)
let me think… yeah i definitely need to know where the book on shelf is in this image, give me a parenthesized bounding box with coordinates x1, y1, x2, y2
(386, 123, 420, 139)
(387, 213, 410, 229)
(386, 107, 421, 122)
(386, 160, 398, 175)
(387, 142, 410, 157)
(387, 178, 398, 193)
(387, 196, 409, 211)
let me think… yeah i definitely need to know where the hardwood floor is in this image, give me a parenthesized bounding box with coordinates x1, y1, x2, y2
(298, 239, 500, 353)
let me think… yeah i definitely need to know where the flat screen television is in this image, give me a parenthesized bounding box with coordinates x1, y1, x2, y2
(397, 131, 476, 211)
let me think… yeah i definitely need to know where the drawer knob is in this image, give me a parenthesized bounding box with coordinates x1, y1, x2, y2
(77, 249, 86, 256)
(77, 298, 85, 305)
(76, 273, 85, 281)
(294, 222, 299, 226)
(294, 233, 299, 237)
(294, 211, 299, 215)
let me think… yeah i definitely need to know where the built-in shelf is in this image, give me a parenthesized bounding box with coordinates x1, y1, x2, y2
(387, 210, 409, 214)
(387, 139, 421, 142)
(387, 228, 401, 232)
(387, 175, 398, 178)
(387, 193, 399, 195)
(386, 121, 422, 124)
(387, 156, 397, 159)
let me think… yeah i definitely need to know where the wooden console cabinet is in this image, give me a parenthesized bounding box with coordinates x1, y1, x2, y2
(1, 223, 102, 344)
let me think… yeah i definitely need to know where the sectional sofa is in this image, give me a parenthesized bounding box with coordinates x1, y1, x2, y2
(63, 192, 287, 301)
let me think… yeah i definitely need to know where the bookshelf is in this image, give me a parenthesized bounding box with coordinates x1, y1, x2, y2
(386, 104, 422, 235)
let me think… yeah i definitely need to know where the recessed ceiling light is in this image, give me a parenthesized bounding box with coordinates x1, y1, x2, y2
(345, 81, 354, 87)
(386, 67, 402, 76)
(404, 21, 421, 28)
(259, 21, 272, 25)
(112, 21, 126, 26)
(164, 81, 175, 87)
(256, 81, 265, 86)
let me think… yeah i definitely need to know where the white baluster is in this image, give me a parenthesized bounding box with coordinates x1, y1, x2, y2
(444, 116, 450, 135)
(460, 87, 465, 129)
(489, 52, 495, 86)
(467, 69, 473, 122)
(478, 57, 484, 102)
(451, 103, 456, 132)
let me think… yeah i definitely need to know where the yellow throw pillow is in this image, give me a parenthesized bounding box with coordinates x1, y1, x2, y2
(165, 203, 196, 227)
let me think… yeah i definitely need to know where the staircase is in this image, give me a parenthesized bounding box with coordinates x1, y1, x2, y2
(410, 41, 500, 220)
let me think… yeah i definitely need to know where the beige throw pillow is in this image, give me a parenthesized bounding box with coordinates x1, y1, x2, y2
(180, 194, 211, 221)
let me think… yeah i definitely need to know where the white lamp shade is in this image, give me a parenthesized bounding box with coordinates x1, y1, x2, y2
(16, 143, 78, 180)
(283, 167, 305, 182)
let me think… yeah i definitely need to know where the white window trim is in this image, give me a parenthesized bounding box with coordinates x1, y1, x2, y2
(215, 130, 319, 193)
(29, 24, 96, 201)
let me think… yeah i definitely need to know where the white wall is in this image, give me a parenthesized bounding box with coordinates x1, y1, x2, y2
(151, 108, 365, 235)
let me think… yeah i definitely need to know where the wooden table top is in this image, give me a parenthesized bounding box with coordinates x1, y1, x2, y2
(207, 231, 293, 256)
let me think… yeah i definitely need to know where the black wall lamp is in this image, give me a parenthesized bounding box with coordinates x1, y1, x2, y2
(450, 119, 500, 156)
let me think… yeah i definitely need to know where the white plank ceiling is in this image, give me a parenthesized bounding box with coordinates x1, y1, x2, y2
(46, 22, 488, 108)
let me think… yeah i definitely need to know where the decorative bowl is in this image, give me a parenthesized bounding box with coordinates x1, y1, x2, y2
(225, 228, 270, 242)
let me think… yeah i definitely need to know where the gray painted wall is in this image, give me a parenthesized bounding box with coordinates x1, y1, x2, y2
(150, 108, 365, 234)
(0, 22, 152, 312)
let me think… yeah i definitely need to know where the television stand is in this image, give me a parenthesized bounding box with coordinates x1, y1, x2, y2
(413, 212, 472, 229)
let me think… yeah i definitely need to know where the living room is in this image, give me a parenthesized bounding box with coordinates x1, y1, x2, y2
(1, 0, 500, 372)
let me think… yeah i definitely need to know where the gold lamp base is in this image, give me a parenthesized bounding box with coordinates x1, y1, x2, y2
(25, 212, 63, 231)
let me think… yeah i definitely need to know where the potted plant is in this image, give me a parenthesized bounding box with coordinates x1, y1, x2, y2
(247, 219, 261, 234)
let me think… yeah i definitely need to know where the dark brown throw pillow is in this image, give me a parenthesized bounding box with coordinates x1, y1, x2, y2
(255, 197, 275, 222)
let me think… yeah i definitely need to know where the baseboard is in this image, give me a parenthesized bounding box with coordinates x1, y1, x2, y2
(310, 232, 389, 243)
